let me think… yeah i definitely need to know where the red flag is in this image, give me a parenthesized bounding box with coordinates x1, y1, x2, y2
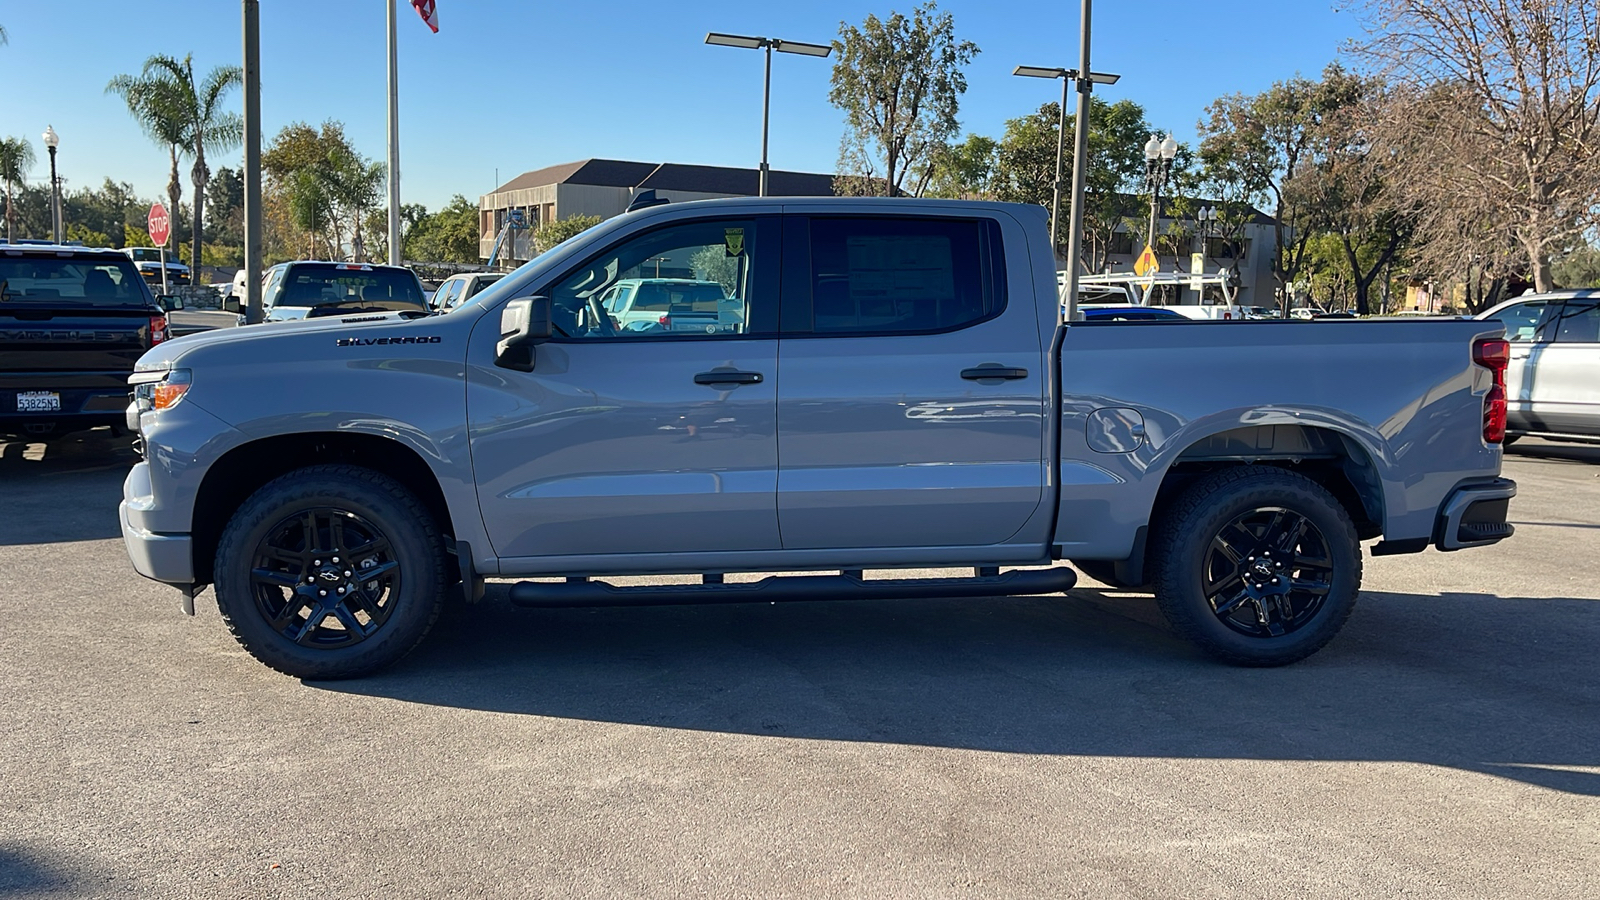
(411, 0, 438, 33)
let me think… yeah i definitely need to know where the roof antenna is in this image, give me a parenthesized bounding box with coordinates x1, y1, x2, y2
(626, 189, 670, 213)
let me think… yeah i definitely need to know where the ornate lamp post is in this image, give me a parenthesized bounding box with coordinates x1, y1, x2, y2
(42, 125, 61, 244)
(1141, 133, 1178, 253)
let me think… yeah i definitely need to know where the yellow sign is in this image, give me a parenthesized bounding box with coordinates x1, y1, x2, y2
(1134, 246, 1159, 277)
(724, 228, 745, 257)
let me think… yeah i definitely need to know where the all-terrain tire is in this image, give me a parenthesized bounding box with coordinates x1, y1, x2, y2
(1149, 466, 1362, 667)
(213, 464, 447, 679)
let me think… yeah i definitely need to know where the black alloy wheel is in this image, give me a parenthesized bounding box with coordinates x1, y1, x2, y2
(249, 508, 401, 649)
(213, 465, 447, 679)
(1150, 467, 1361, 667)
(1201, 507, 1333, 638)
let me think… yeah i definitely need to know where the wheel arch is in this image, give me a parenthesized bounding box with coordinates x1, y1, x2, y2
(191, 431, 456, 587)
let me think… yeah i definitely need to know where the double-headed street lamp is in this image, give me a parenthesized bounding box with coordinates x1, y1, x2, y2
(1012, 65, 1120, 255)
(42, 125, 61, 244)
(705, 32, 832, 197)
(1142, 132, 1178, 252)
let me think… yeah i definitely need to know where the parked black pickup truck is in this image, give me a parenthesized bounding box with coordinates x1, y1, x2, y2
(1, 244, 171, 439)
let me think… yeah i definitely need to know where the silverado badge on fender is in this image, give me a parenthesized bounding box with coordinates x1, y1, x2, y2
(335, 335, 443, 347)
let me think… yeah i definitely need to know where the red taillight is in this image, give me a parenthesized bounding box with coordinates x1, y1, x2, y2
(659, 314, 672, 329)
(149, 315, 168, 345)
(1473, 337, 1509, 444)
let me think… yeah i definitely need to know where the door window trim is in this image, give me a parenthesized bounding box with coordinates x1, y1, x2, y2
(534, 215, 780, 343)
(778, 213, 1009, 339)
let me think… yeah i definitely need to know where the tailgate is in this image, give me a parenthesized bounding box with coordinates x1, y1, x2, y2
(0, 307, 152, 388)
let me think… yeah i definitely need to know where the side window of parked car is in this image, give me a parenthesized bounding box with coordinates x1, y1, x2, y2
(441, 279, 464, 307)
(803, 217, 1004, 335)
(1494, 300, 1556, 342)
(1552, 298, 1600, 343)
(546, 218, 773, 339)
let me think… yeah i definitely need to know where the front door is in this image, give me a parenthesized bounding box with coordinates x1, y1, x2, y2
(1530, 296, 1600, 436)
(1492, 297, 1559, 431)
(774, 213, 1047, 550)
(467, 215, 781, 560)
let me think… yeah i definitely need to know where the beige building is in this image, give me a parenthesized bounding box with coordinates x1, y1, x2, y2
(478, 159, 836, 263)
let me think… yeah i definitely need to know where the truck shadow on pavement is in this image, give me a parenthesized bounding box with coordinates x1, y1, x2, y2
(324, 584, 1600, 796)
(0, 432, 135, 545)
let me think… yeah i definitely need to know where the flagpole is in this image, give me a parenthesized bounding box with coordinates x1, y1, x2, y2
(386, 0, 401, 265)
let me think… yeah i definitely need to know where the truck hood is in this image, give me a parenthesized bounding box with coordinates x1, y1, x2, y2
(134, 309, 429, 371)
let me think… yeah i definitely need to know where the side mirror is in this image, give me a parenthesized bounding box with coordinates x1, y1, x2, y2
(495, 296, 552, 372)
(158, 294, 184, 311)
(221, 295, 241, 314)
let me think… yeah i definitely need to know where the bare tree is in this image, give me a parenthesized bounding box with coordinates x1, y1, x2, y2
(1351, 0, 1600, 292)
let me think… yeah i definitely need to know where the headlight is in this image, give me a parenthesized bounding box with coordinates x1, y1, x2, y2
(133, 368, 192, 412)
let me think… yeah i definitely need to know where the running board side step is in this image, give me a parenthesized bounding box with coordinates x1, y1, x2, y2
(507, 568, 1077, 609)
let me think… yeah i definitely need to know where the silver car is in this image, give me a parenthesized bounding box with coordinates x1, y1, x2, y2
(1479, 291, 1600, 443)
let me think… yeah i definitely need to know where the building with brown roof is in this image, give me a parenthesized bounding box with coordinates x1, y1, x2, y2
(478, 159, 836, 263)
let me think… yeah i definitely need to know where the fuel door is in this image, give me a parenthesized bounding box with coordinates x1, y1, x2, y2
(1087, 407, 1146, 453)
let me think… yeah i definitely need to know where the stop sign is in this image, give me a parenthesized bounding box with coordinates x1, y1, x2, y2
(147, 202, 171, 247)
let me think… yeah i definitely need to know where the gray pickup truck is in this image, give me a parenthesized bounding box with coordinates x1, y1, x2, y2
(119, 198, 1516, 679)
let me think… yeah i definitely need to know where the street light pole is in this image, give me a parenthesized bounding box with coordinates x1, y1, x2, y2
(706, 32, 832, 198)
(760, 42, 773, 197)
(243, 0, 264, 324)
(42, 126, 61, 244)
(1013, 56, 1120, 311)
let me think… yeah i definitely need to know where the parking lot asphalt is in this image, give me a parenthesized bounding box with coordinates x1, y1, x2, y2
(1, 433, 1596, 899)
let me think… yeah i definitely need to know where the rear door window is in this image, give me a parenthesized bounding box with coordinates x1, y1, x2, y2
(1552, 297, 1600, 343)
(801, 217, 1004, 334)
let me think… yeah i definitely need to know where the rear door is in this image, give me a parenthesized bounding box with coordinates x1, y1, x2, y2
(1531, 296, 1600, 436)
(774, 213, 1047, 550)
(468, 215, 782, 560)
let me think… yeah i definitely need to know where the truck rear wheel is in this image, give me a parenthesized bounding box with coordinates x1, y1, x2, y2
(1150, 467, 1361, 667)
(212, 465, 447, 679)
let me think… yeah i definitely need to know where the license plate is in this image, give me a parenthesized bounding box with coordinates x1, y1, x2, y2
(16, 391, 61, 412)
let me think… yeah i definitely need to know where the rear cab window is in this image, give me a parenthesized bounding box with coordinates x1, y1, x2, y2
(0, 255, 152, 307)
(271, 264, 426, 316)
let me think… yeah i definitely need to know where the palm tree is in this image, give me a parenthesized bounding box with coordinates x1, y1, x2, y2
(110, 55, 242, 273)
(107, 69, 188, 249)
(141, 55, 243, 275)
(0, 137, 35, 241)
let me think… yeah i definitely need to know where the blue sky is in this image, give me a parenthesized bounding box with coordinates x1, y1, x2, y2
(0, 1, 1360, 212)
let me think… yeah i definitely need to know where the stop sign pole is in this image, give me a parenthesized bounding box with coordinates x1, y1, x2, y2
(148, 202, 172, 295)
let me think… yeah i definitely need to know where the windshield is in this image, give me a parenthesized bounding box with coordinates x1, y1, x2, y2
(127, 248, 162, 262)
(271, 264, 426, 311)
(0, 256, 152, 307)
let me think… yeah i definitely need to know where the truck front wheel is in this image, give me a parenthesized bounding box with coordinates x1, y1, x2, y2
(212, 465, 447, 679)
(1150, 467, 1361, 667)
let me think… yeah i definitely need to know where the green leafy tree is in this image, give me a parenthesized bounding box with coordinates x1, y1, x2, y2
(993, 97, 1155, 270)
(406, 196, 486, 264)
(64, 179, 149, 249)
(0, 136, 34, 241)
(829, 1, 978, 197)
(918, 134, 997, 199)
(287, 169, 334, 258)
(65, 222, 112, 248)
(364, 202, 428, 259)
(1199, 67, 1358, 308)
(531, 214, 603, 255)
(206, 166, 244, 246)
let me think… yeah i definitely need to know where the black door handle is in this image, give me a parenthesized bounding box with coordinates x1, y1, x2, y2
(961, 366, 1029, 381)
(694, 370, 763, 386)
